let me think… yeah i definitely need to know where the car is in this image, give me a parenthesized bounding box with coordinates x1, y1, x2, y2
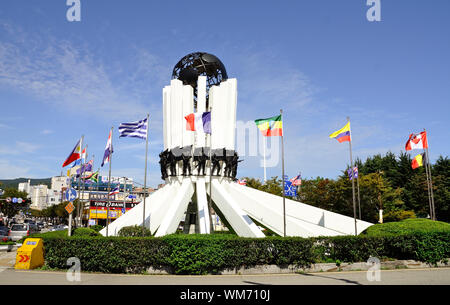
(8, 223, 39, 242)
(51, 224, 67, 231)
(0, 225, 10, 241)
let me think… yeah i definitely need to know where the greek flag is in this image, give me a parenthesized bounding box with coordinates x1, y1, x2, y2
(118, 117, 148, 140)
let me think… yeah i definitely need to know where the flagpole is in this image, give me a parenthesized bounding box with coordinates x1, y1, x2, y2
(81, 144, 88, 227)
(263, 136, 267, 183)
(280, 109, 286, 237)
(76, 135, 84, 227)
(423, 150, 433, 220)
(142, 113, 150, 236)
(106, 127, 113, 237)
(424, 129, 435, 220)
(356, 171, 361, 220)
(347, 117, 357, 235)
(209, 107, 213, 232)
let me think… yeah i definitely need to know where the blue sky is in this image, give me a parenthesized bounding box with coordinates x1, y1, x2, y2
(0, 0, 449, 188)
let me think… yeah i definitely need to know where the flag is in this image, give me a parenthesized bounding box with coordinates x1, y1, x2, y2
(290, 174, 302, 186)
(405, 131, 428, 150)
(71, 147, 86, 168)
(347, 167, 358, 180)
(353, 166, 358, 179)
(254, 115, 282, 137)
(329, 121, 351, 143)
(119, 117, 148, 140)
(412, 153, 424, 169)
(237, 179, 247, 185)
(185, 112, 211, 134)
(77, 159, 94, 177)
(101, 130, 113, 167)
(108, 185, 119, 196)
(88, 171, 99, 183)
(62, 139, 82, 167)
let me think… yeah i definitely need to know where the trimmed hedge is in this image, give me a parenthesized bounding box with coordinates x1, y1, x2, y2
(38, 232, 450, 275)
(363, 218, 450, 236)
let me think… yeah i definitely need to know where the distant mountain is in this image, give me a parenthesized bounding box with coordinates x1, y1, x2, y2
(0, 178, 51, 189)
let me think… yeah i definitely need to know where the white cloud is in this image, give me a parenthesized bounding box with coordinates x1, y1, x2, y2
(0, 23, 168, 122)
(40, 129, 53, 135)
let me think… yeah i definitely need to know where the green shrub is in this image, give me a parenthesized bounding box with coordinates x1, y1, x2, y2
(89, 225, 104, 232)
(364, 218, 450, 236)
(73, 227, 101, 237)
(38, 232, 450, 275)
(118, 225, 152, 237)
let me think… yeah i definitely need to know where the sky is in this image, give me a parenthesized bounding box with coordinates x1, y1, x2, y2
(0, 0, 449, 188)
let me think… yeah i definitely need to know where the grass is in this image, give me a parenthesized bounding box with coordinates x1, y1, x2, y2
(363, 218, 450, 236)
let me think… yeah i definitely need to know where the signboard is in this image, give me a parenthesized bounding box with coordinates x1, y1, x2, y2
(89, 200, 138, 209)
(6, 197, 11, 203)
(65, 202, 75, 214)
(12, 197, 18, 203)
(284, 181, 297, 197)
(17, 198, 23, 204)
(89, 208, 123, 219)
(65, 188, 77, 202)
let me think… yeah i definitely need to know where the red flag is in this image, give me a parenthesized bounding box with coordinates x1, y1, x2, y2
(405, 131, 428, 151)
(62, 139, 82, 167)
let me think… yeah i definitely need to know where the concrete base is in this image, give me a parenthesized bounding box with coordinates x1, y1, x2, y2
(101, 177, 373, 238)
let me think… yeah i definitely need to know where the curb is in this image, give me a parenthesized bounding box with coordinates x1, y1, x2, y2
(146, 259, 450, 275)
(0, 245, 20, 252)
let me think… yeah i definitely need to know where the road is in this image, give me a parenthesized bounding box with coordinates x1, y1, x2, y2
(1, 265, 449, 285)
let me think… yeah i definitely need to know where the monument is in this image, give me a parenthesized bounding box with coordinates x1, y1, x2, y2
(100, 52, 373, 238)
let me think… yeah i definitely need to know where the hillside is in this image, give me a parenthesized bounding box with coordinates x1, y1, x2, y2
(0, 178, 51, 189)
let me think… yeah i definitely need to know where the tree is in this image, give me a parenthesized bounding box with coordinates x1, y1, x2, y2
(0, 188, 29, 218)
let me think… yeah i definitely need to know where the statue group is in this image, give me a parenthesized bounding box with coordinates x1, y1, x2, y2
(159, 146, 242, 180)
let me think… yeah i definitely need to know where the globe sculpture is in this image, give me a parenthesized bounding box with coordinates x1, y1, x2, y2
(172, 52, 228, 108)
(100, 53, 373, 238)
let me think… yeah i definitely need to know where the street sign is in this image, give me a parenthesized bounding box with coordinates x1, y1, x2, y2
(65, 202, 75, 214)
(284, 181, 297, 197)
(64, 188, 77, 202)
(12, 197, 18, 203)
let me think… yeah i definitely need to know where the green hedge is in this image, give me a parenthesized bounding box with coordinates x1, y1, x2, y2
(363, 219, 450, 236)
(38, 232, 450, 275)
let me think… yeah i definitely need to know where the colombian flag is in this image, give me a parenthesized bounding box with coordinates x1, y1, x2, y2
(255, 115, 283, 137)
(329, 121, 351, 143)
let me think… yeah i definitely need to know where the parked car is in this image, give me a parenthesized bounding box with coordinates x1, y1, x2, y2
(8, 223, 39, 242)
(0, 225, 10, 241)
(51, 224, 68, 231)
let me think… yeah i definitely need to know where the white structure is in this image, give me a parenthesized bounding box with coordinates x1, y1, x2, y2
(101, 75, 373, 238)
(18, 180, 31, 196)
(51, 176, 69, 192)
(29, 184, 48, 210)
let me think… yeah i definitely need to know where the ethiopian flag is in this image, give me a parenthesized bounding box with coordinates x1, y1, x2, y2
(255, 115, 283, 137)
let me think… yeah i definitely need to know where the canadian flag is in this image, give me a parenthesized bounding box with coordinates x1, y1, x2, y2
(405, 131, 428, 151)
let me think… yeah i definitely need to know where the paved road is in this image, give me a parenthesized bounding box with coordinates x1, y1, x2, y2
(1, 266, 449, 285)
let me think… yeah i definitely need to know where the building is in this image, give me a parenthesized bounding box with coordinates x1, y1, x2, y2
(18, 180, 31, 196)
